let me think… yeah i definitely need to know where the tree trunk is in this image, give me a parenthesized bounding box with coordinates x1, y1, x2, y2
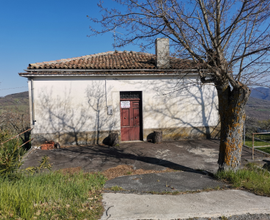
(217, 83, 250, 171)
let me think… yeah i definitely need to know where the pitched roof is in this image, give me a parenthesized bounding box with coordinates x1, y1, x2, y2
(20, 51, 200, 76)
(28, 50, 197, 69)
(27, 51, 158, 70)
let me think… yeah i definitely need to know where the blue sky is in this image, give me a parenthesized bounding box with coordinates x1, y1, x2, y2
(0, 0, 143, 97)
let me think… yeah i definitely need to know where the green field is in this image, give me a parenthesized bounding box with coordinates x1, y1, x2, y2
(244, 136, 270, 154)
(257, 147, 270, 154)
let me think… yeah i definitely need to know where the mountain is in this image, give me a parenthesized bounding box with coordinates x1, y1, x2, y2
(250, 87, 270, 100)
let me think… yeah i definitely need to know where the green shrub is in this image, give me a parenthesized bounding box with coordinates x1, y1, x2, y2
(0, 137, 25, 180)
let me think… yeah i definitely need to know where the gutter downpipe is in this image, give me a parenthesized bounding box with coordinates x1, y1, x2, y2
(105, 77, 108, 107)
(30, 78, 36, 125)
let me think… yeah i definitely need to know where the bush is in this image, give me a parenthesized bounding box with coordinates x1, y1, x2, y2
(0, 135, 25, 180)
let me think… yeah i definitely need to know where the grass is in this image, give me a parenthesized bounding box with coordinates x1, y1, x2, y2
(0, 172, 107, 220)
(216, 163, 270, 196)
(257, 109, 270, 112)
(244, 137, 270, 148)
(109, 185, 124, 192)
(257, 147, 270, 154)
(244, 136, 270, 154)
(244, 139, 270, 147)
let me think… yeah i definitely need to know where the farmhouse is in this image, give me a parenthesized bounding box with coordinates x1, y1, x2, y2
(19, 38, 219, 147)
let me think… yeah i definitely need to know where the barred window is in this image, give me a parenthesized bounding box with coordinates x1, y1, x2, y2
(120, 91, 141, 99)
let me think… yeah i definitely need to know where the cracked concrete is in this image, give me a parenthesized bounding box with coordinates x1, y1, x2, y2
(22, 140, 223, 173)
(100, 190, 270, 220)
(22, 139, 266, 174)
(104, 171, 226, 193)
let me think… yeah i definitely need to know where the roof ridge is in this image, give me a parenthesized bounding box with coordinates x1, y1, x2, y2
(29, 51, 155, 66)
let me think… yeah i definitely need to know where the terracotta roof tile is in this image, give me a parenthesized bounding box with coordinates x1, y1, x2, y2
(18, 51, 205, 77)
(27, 51, 195, 70)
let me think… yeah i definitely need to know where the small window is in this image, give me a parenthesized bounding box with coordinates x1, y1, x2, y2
(120, 91, 141, 99)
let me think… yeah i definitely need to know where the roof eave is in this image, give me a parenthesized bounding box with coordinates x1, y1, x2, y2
(19, 68, 212, 78)
(24, 68, 203, 72)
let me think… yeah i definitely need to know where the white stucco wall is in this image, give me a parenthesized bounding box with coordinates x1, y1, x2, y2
(28, 75, 219, 141)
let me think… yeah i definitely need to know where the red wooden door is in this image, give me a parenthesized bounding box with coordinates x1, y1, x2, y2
(120, 100, 141, 141)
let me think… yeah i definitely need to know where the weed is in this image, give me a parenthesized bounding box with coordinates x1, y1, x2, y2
(109, 185, 124, 191)
(214, 186, 221, 190)
(24, 156, 52, 175)
(216, 163, 270, 196)
(172, 191, 180, 195)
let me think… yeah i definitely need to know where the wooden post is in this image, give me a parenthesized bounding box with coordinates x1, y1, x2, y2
(243, 122, 246, 145)
(252, 133, 254, 160)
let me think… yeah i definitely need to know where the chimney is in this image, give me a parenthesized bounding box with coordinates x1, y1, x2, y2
(155, 38, 170, 69)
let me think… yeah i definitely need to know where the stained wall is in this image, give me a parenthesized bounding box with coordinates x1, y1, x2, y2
(28, 75, 219, 146)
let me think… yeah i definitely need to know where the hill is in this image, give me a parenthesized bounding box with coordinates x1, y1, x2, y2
(0, 91, 29, 112)
(246, 87, 270, 121)
(245, 97, 270, 121)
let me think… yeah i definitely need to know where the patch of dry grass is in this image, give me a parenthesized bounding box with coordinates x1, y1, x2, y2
(101, 164, 177, 180)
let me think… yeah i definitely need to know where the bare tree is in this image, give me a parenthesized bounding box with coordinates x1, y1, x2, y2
(88, 0, 270, 170)
(0, 109, 30, 148)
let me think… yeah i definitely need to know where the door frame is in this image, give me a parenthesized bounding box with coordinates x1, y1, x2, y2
(120, 91, 143, 141)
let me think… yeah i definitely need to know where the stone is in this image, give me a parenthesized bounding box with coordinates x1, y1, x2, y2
(153, 131, 162, 144)
(108, 133, 119, 147)
(263, 162, 270, 171)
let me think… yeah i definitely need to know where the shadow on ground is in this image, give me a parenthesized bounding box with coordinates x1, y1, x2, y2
(21, 139, 264, 174)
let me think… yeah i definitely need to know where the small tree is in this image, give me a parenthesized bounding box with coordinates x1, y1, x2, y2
(89, 0, 270, 170)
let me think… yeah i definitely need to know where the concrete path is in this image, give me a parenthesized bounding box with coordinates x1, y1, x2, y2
(100, 190, 270, 220)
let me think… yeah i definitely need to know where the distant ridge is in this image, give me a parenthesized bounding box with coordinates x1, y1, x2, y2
(250, 87, 270, 100)
(0, 91, 29, 110)
(246, 96, 270, 121)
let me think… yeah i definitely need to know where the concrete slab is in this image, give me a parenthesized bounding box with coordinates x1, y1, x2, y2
(21, 140, 221, 173)
(100, 190, 270, 220)
(105, 171, 226, 193)
(21, 139, 268, 174)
